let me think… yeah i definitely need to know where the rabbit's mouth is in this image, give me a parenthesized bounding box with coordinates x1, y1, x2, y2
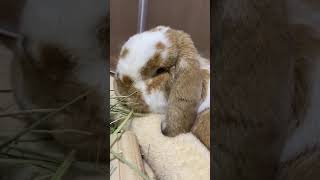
(113, 78, 150, 113)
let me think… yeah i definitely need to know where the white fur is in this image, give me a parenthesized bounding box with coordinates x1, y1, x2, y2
(116, 27, 211, 114)
(197, 57, 210, 113)
(134, 81, 168, 113)
(130, 114, 210, 180)
(116, 27, 171, 81)
(116, 26, 172, 114)
(178, 58, 190, 69)
(143, 90, 168, 113)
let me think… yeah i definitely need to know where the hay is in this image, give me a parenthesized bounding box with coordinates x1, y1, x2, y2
(109, 87, 150, 180)
(0, 90, 106, 179)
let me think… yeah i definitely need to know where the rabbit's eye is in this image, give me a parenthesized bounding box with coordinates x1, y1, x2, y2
(154, 67, 166, 76)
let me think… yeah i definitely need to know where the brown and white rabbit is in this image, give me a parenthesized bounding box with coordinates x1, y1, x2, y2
(111, 75, 209, 180)
(213, 0, 320, 180)
(113, 26, 210, 148)
(9, 0, 108, 162)
(0, 0, 108, 179)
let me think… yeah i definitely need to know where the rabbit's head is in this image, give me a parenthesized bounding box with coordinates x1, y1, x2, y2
(114, 26, 210, 136)
(114, 26, 174, 113)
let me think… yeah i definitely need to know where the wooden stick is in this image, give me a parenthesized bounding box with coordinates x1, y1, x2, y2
(111, 131, 148, 180)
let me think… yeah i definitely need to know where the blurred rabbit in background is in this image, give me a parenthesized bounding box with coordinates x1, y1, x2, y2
(213, 0, 320, 180)
(0, 0, 108, 179)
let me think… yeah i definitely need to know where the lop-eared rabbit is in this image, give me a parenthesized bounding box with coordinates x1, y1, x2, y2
(0, 0, 107, 179)
(114, 26, 210, 148)
(213, 0, 320, 180)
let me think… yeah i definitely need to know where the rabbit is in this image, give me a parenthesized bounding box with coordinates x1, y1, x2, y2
(113, 26, 210, 147)
(111, 75, 209, 180)
(8, 0, 108, 162)
(0, 0, 108, 179)
(0, 46, 106, 180)
(213, 0, 320, 180)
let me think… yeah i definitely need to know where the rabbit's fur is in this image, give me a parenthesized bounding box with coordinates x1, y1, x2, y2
(0, 0, 108, 179)
(114, 26, 210, 143)
(213, 0, 320, 180)
(10, 0, 108, 161)
(111, 74, 209, 179)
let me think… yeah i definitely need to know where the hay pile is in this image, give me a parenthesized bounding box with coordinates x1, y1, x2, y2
(0, 90, 106, 179)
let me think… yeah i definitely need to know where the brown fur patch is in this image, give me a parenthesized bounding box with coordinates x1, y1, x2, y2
(201, 69, 210, 101)
(122, 76, 133, 85)
(113, 78, 149, 113)
(166, 29, 198, 68)
(161, 28, 203, 137)
(118, 75, 133, 89)
(14, 49, 107, 161)
(140, 53, 162, 78)
(156, 42, 165, 50)
(163, 29, 201, 81)
(147, 73, 170, 93)
(192, 109, 210, 149)
(120, 48, 129, 59)
(212, 1, 293, 179)
(39, 44, 75, 81)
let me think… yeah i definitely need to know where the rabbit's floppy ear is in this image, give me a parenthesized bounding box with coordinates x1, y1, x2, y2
(162, 29, 203, 136)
